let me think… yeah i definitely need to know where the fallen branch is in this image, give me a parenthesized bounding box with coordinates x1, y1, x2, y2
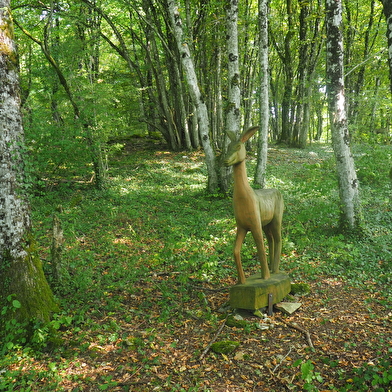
(272, 347, 292, 373)
(276, 317, 314, 349)
(199, 316, 228, 361)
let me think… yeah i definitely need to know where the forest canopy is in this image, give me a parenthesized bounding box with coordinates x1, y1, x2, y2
(12, 0, 392, 189)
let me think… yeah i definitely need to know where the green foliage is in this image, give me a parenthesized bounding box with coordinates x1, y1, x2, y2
(293, 359, 324, 391)
(339, 352, 392, 391)
(1, 295, 28, 352)
(1, 141, 390, 390)
(1, 295, 71, 355)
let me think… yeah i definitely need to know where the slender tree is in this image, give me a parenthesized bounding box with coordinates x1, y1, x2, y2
(220, 0, 242, 193)
(277, 0, 295, 144)
(254, 0, 269, 188)
(0, 0, 58, 323)
(380, 0, 392, 95)
(167, 0, 219, 193)
(325, 0, 362, 231)
(226, 0, 241, 137)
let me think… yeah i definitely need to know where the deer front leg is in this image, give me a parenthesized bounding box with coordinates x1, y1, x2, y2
(234, 227, 247, 284)
(251, 229, 270, 280)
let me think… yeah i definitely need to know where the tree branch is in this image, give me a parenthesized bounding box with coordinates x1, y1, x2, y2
(277, 317, 314, 349)
(199, 316, 228, 361)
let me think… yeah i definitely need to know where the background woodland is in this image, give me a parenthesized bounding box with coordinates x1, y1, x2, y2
(12, 0, 392, 189)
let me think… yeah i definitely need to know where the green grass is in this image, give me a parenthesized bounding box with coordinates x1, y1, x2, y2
(1, 141, 391, 391)
(28, 141, 392, 319)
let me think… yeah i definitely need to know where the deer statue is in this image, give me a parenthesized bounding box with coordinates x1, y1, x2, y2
(224, 126, 284, 284)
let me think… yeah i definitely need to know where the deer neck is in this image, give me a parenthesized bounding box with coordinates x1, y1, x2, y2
(232, 160, 253, 199)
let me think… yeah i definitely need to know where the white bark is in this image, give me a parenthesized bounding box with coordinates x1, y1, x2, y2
(220, 0, 242, 193)
(167, 0, 218, 193)
(255, 0, 269, 188)
(326, 0, 361, 230)
(226, 0, 241, 136)
(0, 0, 31, 260)
(0, 0, 58, 322)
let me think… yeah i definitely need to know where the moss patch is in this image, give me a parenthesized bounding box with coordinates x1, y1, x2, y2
(226, 315, 249, 328)
(211, 341, 240, 354)
(290, 282, 311, 296)
(0, 236, 58, 329)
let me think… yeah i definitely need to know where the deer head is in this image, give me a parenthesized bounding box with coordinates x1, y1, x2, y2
(224, 126, 259, 167)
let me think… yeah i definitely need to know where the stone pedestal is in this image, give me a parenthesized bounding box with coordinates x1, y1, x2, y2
(230, 273, 291, 310)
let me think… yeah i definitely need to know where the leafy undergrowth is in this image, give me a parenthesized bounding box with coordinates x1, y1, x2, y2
(1, 140, 391, 391)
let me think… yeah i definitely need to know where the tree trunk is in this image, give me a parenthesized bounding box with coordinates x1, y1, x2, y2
(167, 0, 218, 193)
(241, 0, 258, 133)
(325, 0, 362, 231)
(291, 1, 309, 148)
(51, 212, 67, 284)
(220, 0, 242, 193)
(226, 0, 241, 137)
(254, 0, 269, 188)
(381, 0, 392, 95)
(0, 1, 58, 323)
(279, 0, 295, 144)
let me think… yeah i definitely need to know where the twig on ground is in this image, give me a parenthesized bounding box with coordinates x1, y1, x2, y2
(276, 316, 314, 349)
(148, 271, 181, 277)
(272, 347, 293, 373)
(199, 316, 228, 361)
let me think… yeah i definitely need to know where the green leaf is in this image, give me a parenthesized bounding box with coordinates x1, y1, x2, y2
(12, 300, 21, 309)
(293, 359, 302, 367)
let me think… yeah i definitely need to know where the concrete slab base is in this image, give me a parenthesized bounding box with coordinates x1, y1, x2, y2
(229, 273, 291, 310)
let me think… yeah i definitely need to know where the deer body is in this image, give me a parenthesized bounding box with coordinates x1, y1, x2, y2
(225, 126, 284, 284)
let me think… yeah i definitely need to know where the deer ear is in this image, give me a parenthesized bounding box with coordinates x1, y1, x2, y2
(226, 131, 238, 142)
(240, 126, 259, 143)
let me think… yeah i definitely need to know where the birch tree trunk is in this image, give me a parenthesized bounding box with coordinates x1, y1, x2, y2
(167, 0, 218, 193)
(254, 0, 269, 188)
(381, 0, 392, 95)
(226, 0, 241, 137)
(0, 0, 58, 323)
(325, 0, 362, 231)
(220, 0, 242, 193)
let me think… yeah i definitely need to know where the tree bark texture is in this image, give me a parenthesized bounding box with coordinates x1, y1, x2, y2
(220, 0, 242, 193)
(226, 0, 241, 137)
(279, 0, 295, 144)
(167, 0, 218, 193)
(0, 0, 57, 322)
(254, 0, 269, 188)
(325, 0, 361, 231)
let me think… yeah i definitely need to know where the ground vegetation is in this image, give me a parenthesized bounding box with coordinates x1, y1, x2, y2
(1, 139, 390, 391)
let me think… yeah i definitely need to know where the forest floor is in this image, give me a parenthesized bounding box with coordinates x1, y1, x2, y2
(2, 138, 392, 391)
(52, 274, 390, 392)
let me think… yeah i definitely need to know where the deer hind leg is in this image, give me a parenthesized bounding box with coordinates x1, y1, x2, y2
(234, 227, 247, 284)
(263, 224, 275, 270)
(251, 228, 270, 280)
(269, 219, 282, 273)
